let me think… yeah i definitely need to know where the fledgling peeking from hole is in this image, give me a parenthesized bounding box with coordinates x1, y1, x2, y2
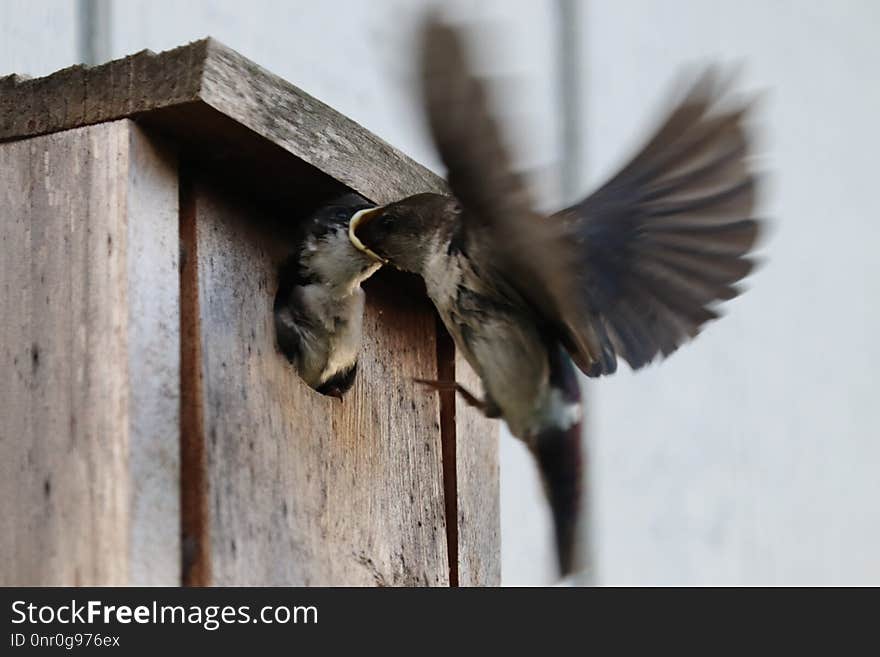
(274, 193, 383, 400)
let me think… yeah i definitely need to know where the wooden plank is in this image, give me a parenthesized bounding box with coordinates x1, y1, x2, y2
(179, 171, 211, 587)
(188, 182, 450, 585)
(0, 119, 180, 585)
(124, 122, 181, 584)
(0, 38, 446, 206)
(455, 355, 501, 586)
(197, 39, 446, 203)
(435, 325, 500, 586)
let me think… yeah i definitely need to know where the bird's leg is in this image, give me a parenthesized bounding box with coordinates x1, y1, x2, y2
(413, 378, 501, 418)
(414, 378, 486, 411)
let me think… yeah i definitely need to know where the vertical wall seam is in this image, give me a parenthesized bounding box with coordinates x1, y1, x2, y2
(557, 0, 584, 206)
(436, 317, 459, 587)
(77, 0, 112, 66)
(556, 0, 595, 585)
(179, 167, 211, 586)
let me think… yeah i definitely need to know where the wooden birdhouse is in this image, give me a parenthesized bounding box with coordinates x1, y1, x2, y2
(0, 39, 499, 586)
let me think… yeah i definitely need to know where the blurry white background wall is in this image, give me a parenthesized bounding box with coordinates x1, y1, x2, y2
(2, 0, 877, 585)
(579, 0, 880, 585)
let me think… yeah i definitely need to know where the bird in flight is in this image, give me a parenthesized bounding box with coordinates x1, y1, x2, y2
(350, 18, 762, 575)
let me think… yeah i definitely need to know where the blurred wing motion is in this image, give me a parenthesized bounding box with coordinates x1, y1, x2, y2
(550, 71, 761, 376)
(420, 18, 545, 262)
(421, 19, 762, 378)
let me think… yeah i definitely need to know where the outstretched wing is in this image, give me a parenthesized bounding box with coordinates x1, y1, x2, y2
(420, 17, 566, 312)
(550, 70, 762, 376)
(421, 18, 762, 378)
(420, 18, 541, 239)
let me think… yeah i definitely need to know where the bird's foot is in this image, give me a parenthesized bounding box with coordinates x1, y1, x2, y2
(413, 378, 500, 417)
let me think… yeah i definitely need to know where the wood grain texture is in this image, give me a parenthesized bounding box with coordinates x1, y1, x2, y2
(189, 182, 450, 585)
(179, 171, 211, 587)
(0, 119, 180, 585)
(124, 123, 181, 584)
(455, 354, 501, 586)
(0, 38, 447, 205)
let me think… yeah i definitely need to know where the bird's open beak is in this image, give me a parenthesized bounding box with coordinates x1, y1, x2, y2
(349, 207, 388, 264)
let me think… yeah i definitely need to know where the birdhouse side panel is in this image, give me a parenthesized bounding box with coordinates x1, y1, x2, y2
(455, 355, 501, 586)
(0, 120, 180, 585)
(185, 181, 451, 586)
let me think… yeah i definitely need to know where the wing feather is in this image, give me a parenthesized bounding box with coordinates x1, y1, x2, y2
(421, 18, 763, 377)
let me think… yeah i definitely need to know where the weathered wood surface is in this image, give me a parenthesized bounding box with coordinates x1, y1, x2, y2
(186, 181, 451, 585)
(0, 120, 180, 585)
(435, 328, 501, 586)
(0, 38, 447, 205)
(0, 41, 501, 585)
(455, 356, 501, 586)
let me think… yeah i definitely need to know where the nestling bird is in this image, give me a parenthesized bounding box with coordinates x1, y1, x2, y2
(274, 193, 383, 399)
(350, 19, 763, 575)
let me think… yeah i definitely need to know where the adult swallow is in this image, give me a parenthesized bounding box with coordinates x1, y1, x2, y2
(350, 20, 762, 574)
